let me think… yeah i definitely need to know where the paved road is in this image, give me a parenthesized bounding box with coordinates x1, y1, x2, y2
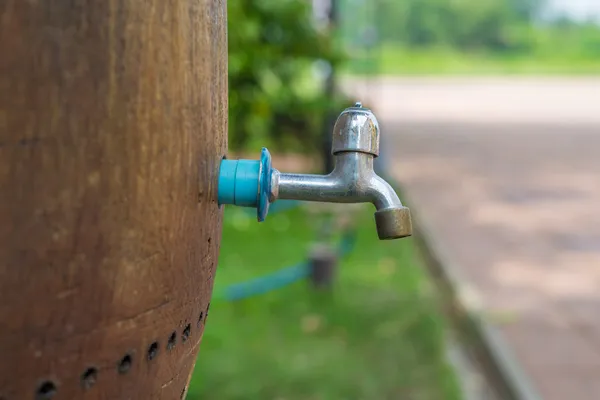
(344, 77, 600, 400)
(346, 76, 600, 125)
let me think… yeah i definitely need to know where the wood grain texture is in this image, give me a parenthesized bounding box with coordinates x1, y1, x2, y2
(0, 1, 227, 398)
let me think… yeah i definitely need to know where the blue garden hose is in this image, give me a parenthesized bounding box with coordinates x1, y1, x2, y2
(214, 228, 357, 302)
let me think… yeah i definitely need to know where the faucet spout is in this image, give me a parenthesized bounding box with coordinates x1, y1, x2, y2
(368, 175, 412, 240)
(368, 173, 404, 211)
(273, 151, 412, 239)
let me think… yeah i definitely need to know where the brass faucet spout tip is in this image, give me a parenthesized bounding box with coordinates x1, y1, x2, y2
(374, 207, 413, 240)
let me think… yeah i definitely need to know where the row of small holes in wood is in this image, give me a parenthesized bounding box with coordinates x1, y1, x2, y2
(23, 307, 208, 400)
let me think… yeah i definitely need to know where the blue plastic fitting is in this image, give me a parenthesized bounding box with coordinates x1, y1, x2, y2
(218, 148, 273, 222)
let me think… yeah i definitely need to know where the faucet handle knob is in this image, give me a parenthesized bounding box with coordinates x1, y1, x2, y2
(331, 101, 380, 157)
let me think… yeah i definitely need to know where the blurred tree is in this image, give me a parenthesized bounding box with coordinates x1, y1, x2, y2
(228, 0, 347, 153)
(506, 0, 545, 21)
(449, 0, 515, 50)
(369, 0, 549, 51)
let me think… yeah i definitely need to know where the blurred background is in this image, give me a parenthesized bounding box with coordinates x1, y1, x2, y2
(187, 1, 600, 399)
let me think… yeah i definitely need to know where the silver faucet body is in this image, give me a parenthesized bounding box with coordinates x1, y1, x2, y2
(270, 103, 412, 240)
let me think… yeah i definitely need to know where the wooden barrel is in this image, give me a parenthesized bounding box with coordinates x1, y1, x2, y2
(0, 1, 227, 398)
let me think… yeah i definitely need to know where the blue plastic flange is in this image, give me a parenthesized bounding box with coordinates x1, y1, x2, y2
(217, 148, 273, 222)
(257, 148, 272, 222)
(217, 158, 238, 205)
(218, 159, 260, 207)
(235, 160, 261, 207)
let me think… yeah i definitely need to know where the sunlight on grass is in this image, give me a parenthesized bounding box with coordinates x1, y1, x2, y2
(344, 44, 600, 76)
(186, 205, 462, 400)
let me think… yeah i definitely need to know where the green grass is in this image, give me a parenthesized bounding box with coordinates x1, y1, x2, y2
(344, 45, 600, 76)
(186, 204, 462, 400)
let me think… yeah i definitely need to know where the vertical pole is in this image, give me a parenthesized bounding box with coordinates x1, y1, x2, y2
(0, 1, 227, 399)
(371, 0, 390, 177)
(315, 1, 339, 280)
(322, 0, 338, 174)
(309, 244, 337, 289)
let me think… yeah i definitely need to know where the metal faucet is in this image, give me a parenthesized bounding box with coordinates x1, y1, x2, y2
(218, 102, 412, 240)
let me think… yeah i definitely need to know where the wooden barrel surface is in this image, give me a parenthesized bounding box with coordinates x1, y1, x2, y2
(0, 1, 227, 398)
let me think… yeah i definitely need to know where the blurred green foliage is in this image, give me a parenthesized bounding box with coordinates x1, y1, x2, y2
(339, 0, 600, 74)
(372, 0, 545, 51)
(228, 0, 347, 153)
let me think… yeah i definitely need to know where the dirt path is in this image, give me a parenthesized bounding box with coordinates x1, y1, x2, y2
(343, 77, 600, 400)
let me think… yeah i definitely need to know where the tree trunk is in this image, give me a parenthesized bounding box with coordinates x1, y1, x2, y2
(0, 1, 227, 399)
